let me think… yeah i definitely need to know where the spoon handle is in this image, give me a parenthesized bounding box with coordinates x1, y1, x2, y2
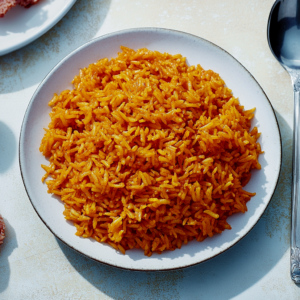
(291, 73, 300, 284)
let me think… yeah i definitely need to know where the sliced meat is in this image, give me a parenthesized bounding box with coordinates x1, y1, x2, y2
(0, 214, 5, 247)
(19, 0, 40, 8)
(0, 0, 19, 18)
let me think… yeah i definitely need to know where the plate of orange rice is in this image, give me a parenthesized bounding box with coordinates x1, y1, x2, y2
(19, 28, 281, 271)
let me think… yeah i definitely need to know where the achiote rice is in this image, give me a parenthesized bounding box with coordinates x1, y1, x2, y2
(40, 47, 262, 256)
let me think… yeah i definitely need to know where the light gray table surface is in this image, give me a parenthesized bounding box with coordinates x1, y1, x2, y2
(0, 0, 299, 299)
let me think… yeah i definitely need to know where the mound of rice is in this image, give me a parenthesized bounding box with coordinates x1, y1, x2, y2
(40, 47, 262, 256)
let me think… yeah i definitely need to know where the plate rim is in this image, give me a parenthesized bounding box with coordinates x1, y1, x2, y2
(0, 0, 77, 56)
(19, 27, 283, 271)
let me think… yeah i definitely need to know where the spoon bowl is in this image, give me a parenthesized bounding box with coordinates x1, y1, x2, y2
(267, 0, 300, 284)
(268, 0, 300, 69)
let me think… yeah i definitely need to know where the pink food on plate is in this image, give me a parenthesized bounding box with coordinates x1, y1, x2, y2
(0, 0, 41, 18)
(0, 214, 5, 246)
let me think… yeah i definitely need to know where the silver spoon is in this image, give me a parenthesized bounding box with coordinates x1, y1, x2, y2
(267, 0, 300, 284)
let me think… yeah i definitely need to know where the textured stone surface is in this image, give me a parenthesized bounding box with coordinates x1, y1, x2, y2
(0, 0, 299, 299)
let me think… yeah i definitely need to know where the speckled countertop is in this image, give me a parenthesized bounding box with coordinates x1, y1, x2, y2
(0, 0, 299, 299)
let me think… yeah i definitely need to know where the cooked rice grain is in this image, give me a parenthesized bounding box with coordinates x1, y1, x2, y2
(40, 47, 262, 256)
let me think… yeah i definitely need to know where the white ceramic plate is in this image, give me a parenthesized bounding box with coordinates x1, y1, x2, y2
(0, 0, 76, 56)
(19, 28, 282, 271)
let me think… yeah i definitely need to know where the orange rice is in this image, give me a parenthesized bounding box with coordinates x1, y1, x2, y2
(40, 47, 262, 256)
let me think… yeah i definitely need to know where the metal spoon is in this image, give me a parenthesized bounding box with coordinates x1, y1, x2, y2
(267, 0, 300, 284)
